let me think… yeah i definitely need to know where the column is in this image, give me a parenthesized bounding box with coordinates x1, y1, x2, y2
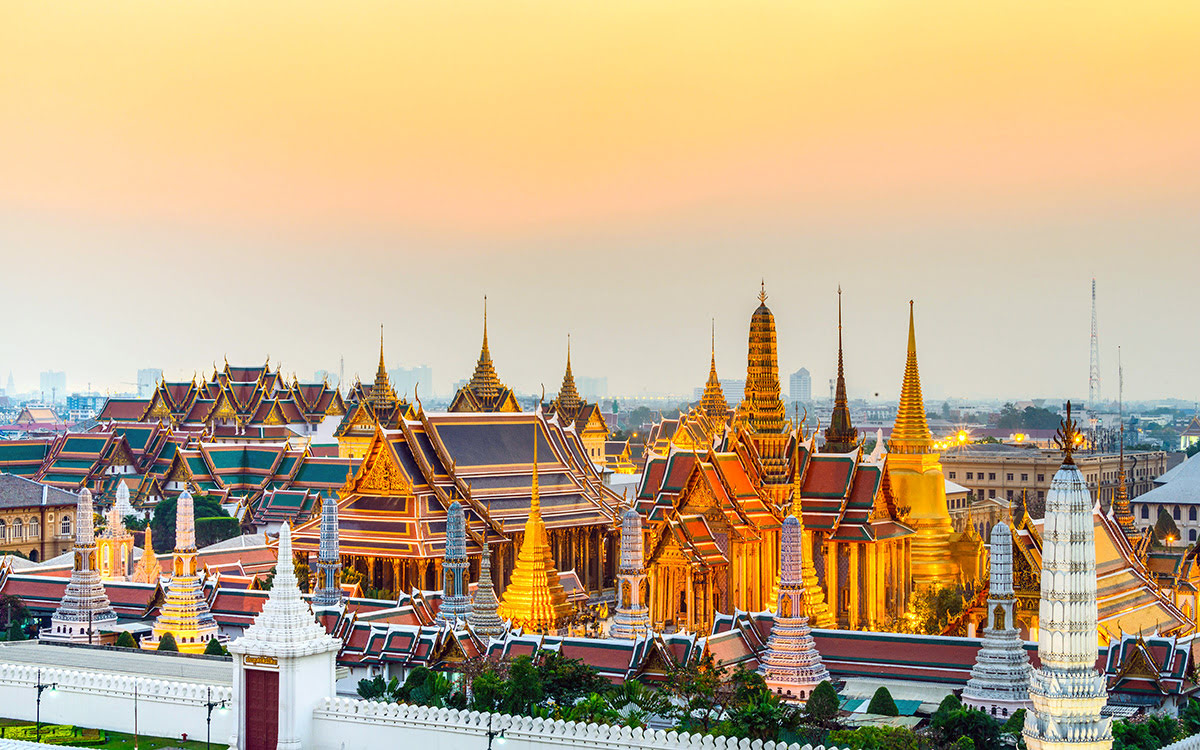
(686, 572, 695, 631)
(825, 541, 837, 618)
(392, 560, 401, 596)
(848, 545, 859, 629)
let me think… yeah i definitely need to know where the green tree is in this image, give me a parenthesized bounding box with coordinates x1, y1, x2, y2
(157, 632, 179, 652)
(1112, 717, 1180, 750)
(866, 686, 899, 716)
(1180, 699, 1200, 736)
(933, 693, 962, 720)
(829, 726, 920, 750)
(124, 515, 148, 531)
(501, 655, 544, 716)
(664, 652, 730, 734)
(1002, 709, 1026, 734)
(357, 675, 402, 702)
(537, 651, 609, 706)
(398, 666, 455, 708)
(1153, 509, 1181, 545)
(805, 680, 841, 724)
(204, 637, 227, 656)
(566, 693, 621, 725)
(468, 667, 507, 713)
(727, 693, 802, 742)
(115, 631, 137, 649)
(932, 708, 1003, 750)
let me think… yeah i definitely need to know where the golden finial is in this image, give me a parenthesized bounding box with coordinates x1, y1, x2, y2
(711, 318, 716, 361)
(1055, 401, 1080, 466)
(531, 422, 540, 514)
(758, 279, 768, 304)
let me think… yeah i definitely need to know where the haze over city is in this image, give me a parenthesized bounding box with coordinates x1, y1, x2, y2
(4, 1, 1199, 399)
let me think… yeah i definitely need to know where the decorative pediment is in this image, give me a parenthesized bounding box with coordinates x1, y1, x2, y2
(210, 390, 240, 421)
(325, 390, 347, 416)
(351, 430, 411, 496)
(145, 391, 173, 422)
(261, 401, 287, 426)
(164, 453, 194, 484)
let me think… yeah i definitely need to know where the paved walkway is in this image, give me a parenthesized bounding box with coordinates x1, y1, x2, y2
(0, 641, 232, 685)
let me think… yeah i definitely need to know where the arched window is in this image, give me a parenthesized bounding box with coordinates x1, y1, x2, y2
(1190, 529, 1196, 542)
(12, 519, 22, 540)
(28, 518, 39, 538)
(61, 516, 72, 537)
(1191, 508, 1197, 522)
(1174, 506, 1181, 520)
(0, 519, 6, 541)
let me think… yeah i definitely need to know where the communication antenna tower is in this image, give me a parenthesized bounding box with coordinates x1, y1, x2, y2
(1089, 278, 1101, 408)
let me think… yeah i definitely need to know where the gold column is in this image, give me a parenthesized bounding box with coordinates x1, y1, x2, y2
(825, 541, 837, 619)
(848, 545, 859, 629)
(686, 572, 695, 631)
(392, 559, 401, 596)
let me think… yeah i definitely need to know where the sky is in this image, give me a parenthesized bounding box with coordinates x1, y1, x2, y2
(2, 1, 1199, 402)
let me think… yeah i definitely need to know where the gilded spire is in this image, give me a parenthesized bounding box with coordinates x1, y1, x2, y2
(825, 286, 858, 452)
(468, 295, 504, 402)
(1112, 349, 1136, 534)
(495, 423, 572, 633)
(554, 335, 582, 420)
(742, 283, 786, 434)
(700, 319, 729, 420)
(1055, 401, 1081, 467)
(368, 324, 397, 413)
(889, 301, 933, 454)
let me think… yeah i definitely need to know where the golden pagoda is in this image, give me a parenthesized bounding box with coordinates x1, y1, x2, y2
(699, 320, 730, 423)
(824, 287, 858, 453)
(131, 526, 161, 584)
(887, 302, 957, 588)
(737, 282, 790, 505)
(496, 426, 572, 633)
(368, 325, 399, 413)
(450, 297, 521, 412)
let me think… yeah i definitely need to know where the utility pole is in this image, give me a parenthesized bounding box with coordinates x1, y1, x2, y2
(35, 668, 57, 740)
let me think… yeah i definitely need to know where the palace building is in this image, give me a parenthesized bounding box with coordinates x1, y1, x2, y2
(292, 409, 622, 606)
(543, 339, 609, 466)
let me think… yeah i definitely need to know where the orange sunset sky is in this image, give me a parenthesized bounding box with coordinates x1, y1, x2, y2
(2, 1, 1199, 401)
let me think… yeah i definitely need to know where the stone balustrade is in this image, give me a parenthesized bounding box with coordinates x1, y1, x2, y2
(312, 697, 843, 750)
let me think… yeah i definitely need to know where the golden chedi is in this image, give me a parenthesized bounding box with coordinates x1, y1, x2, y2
(887, 302, 957, 588)
(496, 428, 572, 633)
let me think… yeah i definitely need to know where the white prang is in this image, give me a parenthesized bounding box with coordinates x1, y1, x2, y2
(1023, 462, 1112, 750)
(112, 482, 136, 520)
(963, 521, 1032, 718)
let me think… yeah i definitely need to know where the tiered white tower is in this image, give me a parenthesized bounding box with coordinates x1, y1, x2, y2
(611, 508, 651, 639)
(759, 514, 831, 702)
(1024, 406, 1112, 750)
(228, 522, 342, 750)
(311, 496, 342, 607)
(43, 489, 118, 643)
(437, 500, 473, 625)
(467, 538, 505, 639)
(112, 482, 136, 521)
(97, 503, 134, 581)
(963, 521, 1032, 718)
(142, 490, 223, 653)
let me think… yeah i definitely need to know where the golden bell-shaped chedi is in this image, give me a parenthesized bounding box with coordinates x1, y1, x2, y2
(887, 302, 958, 589)
(496, 426, 572, 633)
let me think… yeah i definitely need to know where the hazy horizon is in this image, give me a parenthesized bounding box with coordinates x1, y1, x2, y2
(3, 2, 1198, 402)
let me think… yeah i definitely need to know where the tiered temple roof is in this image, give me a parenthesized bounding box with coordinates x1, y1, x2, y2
(699, 320, 730, 423)
(449, 299, 520, 413)
(737, 283, 786, 436)
(824, 288, 858, 453)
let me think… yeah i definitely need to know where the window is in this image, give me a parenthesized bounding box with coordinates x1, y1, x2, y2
(966, 472, 974, 480)
(1192, 508, 1197, 522)
(1191, 529, 1197, 542)
(60, 516, 71, 536)
(1038, 490, 1045, 500)
(1174, 506, 1181, 520)
(1007, 490, 1014, 501)
(11, 519, 22, 540)
(1007, 473, 1014, 481)
(1142, 506, 1149, 519)
(1021, 473, 1028, 481)
(0, 519, 5, 541)
(1038, 474, 1045, 482)
(989, 473, 996, 480)
(977, 489, 985, 500)
(28, 518, 38, 538)
(948, 471, 956, 479)
(989, 489, 996, 498)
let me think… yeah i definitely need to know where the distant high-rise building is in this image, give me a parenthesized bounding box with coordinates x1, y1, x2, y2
(790, 368, 811, 402)
(314, 369, 341, 389)
(66, 393, 106, 421)
(5, 372, 14, 395)
(577, 375, 608, 401)
(39, 371, 66, 403)
(720, 378, 745, 405)
(136, 368, 162, 398)
(389, 365, 432, 401)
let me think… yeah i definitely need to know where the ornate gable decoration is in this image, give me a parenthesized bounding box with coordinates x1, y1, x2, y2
(353, 430, 411, 496)
(146, 390, 173, 423)
(211, 389, 240, 422)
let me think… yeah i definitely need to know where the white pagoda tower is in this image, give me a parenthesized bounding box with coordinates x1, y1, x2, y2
(142, 490, 223, 653)
(228, 522, 342, 750)
(963, 520, 1032, 718)
(1024, 404, 1112, 750)
(112, 482, 136, 521)
(758, 514, 831, 702)
(436, 500, 473, 625)
(43, 489, 118, 643)
(611, 508, 651, 639)
(311, 496, 342, 608)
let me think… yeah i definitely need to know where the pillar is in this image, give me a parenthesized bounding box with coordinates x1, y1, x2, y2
(848, 545, 860, 629)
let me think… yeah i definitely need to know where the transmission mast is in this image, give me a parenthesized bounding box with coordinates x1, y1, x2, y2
(1089, 278, 1101, 409)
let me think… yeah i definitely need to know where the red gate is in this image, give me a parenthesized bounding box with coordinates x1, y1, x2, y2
(243, 669, 279, 750)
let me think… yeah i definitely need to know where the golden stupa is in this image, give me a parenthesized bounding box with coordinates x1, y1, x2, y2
(496, 426, 573, 633)
(886, 302, 957, 588)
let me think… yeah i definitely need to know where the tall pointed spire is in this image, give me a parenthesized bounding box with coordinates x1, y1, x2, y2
(890, 301, 932, 454)
(467, 526, 505, 639)
(553, 334, 582, 420)
(44, 489, 118, 643)
(131, 525, 160, 584)
(1112, 348, 1136, 535)
(143, 490, 223, 652)
(741, 283, 786, 435)
(368, 324, 397, 413)
(466, 295, 506, 404)
(1023, 404, 1111, 750)
(496, 423, 572, 633)
(312, 496, 343, 607)
(700, 319, 730, 421)
(825, 286, 858, 453)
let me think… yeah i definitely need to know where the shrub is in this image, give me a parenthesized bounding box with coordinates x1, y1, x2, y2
(866, 686, 899, 716)
(204, 637, 227, 656)
(157, 632, 178, 652)
(115, 631, 137, 649)
(829, 726, 920, 750)
(806, 680, 840, 723)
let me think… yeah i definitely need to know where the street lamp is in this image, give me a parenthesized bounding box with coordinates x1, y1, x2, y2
(486, 713, 507, 750)
(35, 668, 58, 741)
(204, 685, 229, 750)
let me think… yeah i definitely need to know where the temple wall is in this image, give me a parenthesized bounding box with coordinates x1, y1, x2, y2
(0, 662, 233, 741)
(311, 698, 841, 750)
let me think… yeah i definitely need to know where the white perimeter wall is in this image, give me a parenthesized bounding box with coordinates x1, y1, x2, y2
(312, 698, 839, 750)
(0, 663, 233, 742)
